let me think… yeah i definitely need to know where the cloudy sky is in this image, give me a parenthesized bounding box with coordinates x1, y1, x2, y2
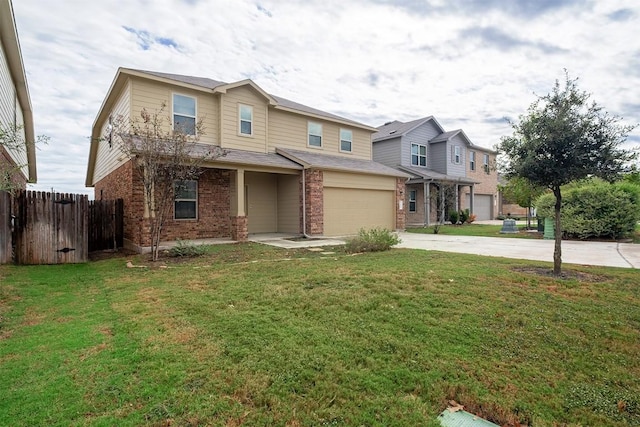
(12, 0, 640, 196)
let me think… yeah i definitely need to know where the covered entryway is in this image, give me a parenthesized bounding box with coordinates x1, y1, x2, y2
(245, 171, 300, 234)
(466, 193, 493, 220)
(322, 171, 396, 236)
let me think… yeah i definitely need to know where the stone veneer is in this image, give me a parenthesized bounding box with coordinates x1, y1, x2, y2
(395, 177, 406, 231)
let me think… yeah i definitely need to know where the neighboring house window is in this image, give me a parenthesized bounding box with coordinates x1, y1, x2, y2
(174, 180, 197, 219)
(411, 143, 427, 166)
(239, 104, 253, 136)
(483, 153, 490, 174)
(340, 129, 352, 152)
(470, 151, 476, 171)
(409, 190, 417, 212)
(453, 146, 461, 164)
(173, 94, 196, 135)
(308, 122, 322, 147)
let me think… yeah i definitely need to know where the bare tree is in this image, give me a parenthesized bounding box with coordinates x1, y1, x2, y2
(111, 103, 225, 261)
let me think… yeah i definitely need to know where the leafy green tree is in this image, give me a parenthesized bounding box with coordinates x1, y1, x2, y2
(499, 72, 637, 275)
(498, 177, 546, 229)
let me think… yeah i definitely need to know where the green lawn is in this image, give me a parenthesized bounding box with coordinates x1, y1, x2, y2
(1, 244, 639, 426)
(407, 223, 543, 238)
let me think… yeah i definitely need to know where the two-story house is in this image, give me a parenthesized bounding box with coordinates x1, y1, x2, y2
(0, 0, 37, 190)
(85, 68, 407, 251)
(372, 116, 498, 225)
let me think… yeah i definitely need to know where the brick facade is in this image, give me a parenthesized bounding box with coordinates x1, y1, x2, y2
(94, 160, 233, 248)
(304, 169, 323, 235)
(1, 146, 27, 190)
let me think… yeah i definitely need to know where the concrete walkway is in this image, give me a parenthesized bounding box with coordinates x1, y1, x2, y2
(396, 232, 640, 269)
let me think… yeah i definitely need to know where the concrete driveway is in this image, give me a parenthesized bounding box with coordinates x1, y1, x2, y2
(396, 232, 640, 269)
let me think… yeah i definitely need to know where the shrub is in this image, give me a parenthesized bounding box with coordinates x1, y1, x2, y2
(168, 239, 208, 257)
(459, 209, 469, 224)
(449, 211, 459, 225)
(534, 181, 640, 239)
(345, 227, 401, 253)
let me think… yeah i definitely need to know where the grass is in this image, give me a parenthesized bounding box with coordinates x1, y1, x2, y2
(1, 244, 639, 426)
(407, 223, 542, 238)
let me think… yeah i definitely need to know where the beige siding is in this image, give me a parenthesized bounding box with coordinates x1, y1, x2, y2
(93, 81, 131, 184)
(323, 171, 396, 190)
(277, 174, 300, 233)
(0, 43, 27, 174)
(268, 109, 372, 159)
(221, 86, 267, 152)
(246, 171, 277, 233)
(130, 78, 219, 145)
(323, 188, 394, 236)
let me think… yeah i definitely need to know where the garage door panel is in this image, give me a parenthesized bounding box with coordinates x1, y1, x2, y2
(466, 194, 492, 220)
(324, 188, 394, 236)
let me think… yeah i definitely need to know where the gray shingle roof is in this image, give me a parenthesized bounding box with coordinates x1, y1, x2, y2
(372, 116, 440, 142)
(127, 69, 227, 90)
(429, 129, 461, 143)
(399, 165, 479, 184)
(276, 148, 410, 178)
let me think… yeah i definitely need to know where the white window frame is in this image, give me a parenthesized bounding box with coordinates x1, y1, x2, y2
(340, 128, 352, 152)
(453, 146, 461, 164)
(470, 151, 476, 171)
(172, 93, 197, 136)
(411, 143, 427, 167)
(308, 122, 322, 148)
(238, 104, 253, 136)
(409, 189, 417, 213)
(174, 180, 198, 220)
(483, 153, 490, 174)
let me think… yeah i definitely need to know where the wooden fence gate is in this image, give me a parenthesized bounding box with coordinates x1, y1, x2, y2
(88, 199, 124, 252)
(13, 190, 88, 264)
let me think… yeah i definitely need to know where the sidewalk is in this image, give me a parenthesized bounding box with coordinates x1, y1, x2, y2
(396, 232, 640, 269)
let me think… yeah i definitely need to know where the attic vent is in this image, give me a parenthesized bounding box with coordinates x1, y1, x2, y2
(384, 121, 393, 126)
(389, 130, 397, 134)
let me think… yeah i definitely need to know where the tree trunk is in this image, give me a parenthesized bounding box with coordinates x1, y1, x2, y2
(553, 186, 562, 275)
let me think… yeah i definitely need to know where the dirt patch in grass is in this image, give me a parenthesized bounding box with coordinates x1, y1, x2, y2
(512, 266, 607, 283)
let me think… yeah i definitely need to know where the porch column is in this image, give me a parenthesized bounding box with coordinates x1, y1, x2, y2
(230, 168, 248, 241)
(469, 185, 474, 215)
(424, 181, 430, 226)
(455, 184, 459, 212)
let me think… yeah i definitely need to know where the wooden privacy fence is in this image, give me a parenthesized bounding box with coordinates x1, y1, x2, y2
(13, 190, 88, 264)
(0, 191, 11, 264)
(89, 198, 124, 252)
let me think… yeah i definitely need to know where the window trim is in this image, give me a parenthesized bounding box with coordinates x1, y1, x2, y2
(470, 151, 476, 171)
(453, 146, 461, 164)
(339, 128, 352, 153)
(172, 93, 197, 136)
(411, 143, 427, 167)
(483, 153, 490, 174)
(409, 189, 417, 213)
(308, 121, 323, 148)
(174, 180, 198, 220)
(238, 104, 253, 136)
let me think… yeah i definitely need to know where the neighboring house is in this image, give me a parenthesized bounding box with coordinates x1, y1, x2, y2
(373, 117, 498, 224)
(497, 174, 530, 218)
(0, 0, 37, 189)
(85, 68, 407, 251)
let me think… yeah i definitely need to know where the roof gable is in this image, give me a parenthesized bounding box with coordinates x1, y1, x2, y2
(373, 116, 445, 142)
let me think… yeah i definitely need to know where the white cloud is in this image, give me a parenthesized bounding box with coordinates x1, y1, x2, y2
(11, 0, 640, 196)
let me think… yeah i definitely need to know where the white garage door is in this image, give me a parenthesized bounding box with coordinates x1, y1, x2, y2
(466, 194, 493, 220)
(323, 188, 395, 236)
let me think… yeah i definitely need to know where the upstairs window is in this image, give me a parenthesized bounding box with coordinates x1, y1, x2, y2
(308, 122, 322, 147)
(173, 94, 196, 135)
(409, 189, 417, 212)
(411, 143, 427, 167)
(483, 153, 490, 174)
(453, 146, 461, 164)
(470, 151, 476, 171)
(239, 104, 253, 136)
(340, 129, 352, 152)
(174, 180, 197, 219)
